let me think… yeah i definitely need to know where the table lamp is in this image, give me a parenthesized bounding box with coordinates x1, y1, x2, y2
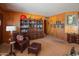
(6, 25, 16, 34)
(6, 25, 16, 56)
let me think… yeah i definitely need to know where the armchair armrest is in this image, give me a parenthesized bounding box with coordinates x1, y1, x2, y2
(10, 41, 15, 44)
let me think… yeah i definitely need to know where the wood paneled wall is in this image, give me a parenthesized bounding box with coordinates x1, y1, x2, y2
(2, 10, 79, 43)
(2, 11, 45, 43)
(47, 11, 79, 40)
(0, 9, 4, 44)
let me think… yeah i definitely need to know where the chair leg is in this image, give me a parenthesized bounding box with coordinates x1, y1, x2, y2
(21, 50, 23, 53)
(35, 52, 38, 56)
(28, 51, 30, 54)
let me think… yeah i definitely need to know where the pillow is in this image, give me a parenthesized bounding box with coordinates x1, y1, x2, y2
(16, 35, 24, 41)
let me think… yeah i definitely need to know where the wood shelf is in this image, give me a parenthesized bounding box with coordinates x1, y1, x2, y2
(20, 19, 43, 33)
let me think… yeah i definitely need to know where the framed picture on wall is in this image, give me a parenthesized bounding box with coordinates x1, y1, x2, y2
(53, 21, 64, 28)
(67, 15, 77, 25)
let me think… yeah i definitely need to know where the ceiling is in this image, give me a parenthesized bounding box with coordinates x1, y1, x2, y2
(0, 3, 79, 16)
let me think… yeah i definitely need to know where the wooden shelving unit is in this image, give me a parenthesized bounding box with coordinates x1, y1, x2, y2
(20, 19, 43, 33)
(20, 19, 30, 32)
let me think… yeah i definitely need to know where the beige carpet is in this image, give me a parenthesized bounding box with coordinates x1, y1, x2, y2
(0, 35, 79, 56)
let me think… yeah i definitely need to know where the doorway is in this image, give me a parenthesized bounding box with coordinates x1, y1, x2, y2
(44, 20, 47, 35)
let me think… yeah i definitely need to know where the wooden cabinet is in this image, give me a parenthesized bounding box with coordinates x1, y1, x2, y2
(20, 19, 44, 40)
(67, 34, 79, 44)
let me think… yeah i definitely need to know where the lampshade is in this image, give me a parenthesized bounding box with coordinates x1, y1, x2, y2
(6, 26, 16, 32)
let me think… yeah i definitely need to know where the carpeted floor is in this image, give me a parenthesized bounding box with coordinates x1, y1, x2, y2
(0, 35, 79, 56)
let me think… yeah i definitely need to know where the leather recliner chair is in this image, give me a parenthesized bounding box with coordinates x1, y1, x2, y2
(13, 32, 30, 53)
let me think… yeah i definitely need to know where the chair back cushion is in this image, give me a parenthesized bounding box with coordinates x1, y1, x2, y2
(16, 35, 24, 42)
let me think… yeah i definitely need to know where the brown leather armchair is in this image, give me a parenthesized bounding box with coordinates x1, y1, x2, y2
(13, 32, 30, 53)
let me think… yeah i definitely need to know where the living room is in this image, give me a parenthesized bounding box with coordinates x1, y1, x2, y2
(0, 3, 79, 56)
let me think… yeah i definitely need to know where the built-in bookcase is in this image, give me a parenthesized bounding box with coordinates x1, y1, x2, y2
(20, 19, 30, 32)
(20, 19, 43, 32)
(37, 20, 43, 31)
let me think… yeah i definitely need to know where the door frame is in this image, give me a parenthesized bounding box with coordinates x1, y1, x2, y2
(0, 14, 3, 44)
